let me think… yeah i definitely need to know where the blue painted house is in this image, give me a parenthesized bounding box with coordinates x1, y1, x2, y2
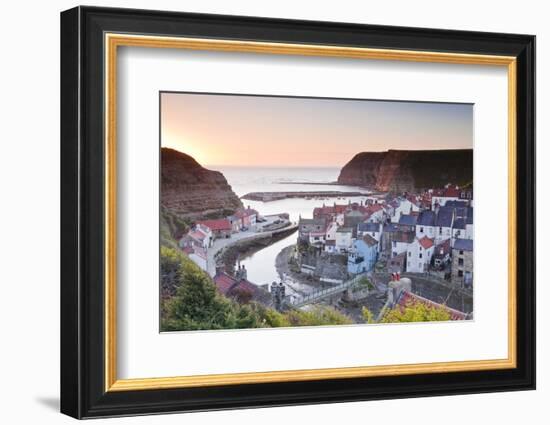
(347, 234, 379, 275)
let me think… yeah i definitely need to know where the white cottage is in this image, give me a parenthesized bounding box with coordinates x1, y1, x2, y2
(391, 198, 420, 223)
(325, 221, 338, 242)
(407, 236, 435, 273)
(335, 227, 354, 253)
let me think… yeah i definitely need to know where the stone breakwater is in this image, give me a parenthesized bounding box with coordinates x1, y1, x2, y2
(241, 190, 369, 202)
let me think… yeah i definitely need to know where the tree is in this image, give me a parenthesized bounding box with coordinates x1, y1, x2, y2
(160, 245, 186, 299)
(358, 277, 374, 290)
(160, 246, 355, 331)
(362, 307, 375, 324)
(285, 306, 353, 327)
(160, 246, 265, 331)
(381, 300, 452, 323)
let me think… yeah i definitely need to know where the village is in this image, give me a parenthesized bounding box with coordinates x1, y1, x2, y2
(178, 206, 294, 278)
(176, 184, 474, 323)
(298, 184, 473, 287)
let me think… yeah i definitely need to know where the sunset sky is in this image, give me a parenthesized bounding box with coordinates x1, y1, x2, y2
(161, 92, 473, 168)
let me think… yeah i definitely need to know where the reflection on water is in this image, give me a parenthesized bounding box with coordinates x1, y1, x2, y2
(214, 166, 371, 285)
(239, 233, 295, 286)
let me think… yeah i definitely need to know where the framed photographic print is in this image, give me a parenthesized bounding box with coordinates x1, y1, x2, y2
(60, 6, 536, 419)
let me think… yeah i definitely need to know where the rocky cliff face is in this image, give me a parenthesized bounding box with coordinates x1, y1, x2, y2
(338, 149, 472, 192)
(161, 148, 243, 218)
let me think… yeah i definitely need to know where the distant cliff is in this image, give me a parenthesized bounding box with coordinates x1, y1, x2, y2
(161, 148, 243, 219)
(337, 149, 473, 192)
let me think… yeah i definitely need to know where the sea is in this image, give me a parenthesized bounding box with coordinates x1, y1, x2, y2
(213, 166, 371, 286)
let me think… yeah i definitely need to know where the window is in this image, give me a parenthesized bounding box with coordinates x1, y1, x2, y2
(458, 270, 464, 277)
(420, 227, 424, 233)
(408, 252, 411, 257)
(419, 253, 423, 259)
(458, 258, 464, 266)
(439, 227, 443, 234)
(459, 250, 464, 255)
(418, 262, 422, 269)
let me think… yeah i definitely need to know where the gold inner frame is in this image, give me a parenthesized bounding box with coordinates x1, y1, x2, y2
(104, 33, 517, 392)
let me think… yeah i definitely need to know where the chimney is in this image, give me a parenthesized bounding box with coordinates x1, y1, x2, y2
(387, 277, 412, 306)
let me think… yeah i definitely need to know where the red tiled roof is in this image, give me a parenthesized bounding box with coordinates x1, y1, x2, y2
(397, 291, 467, 320)
(313, 204, 347, 217)
(235, 208, 258, 219)
(188, 230, 207, 241)
(444, 187, 459, 197)
(197, 219, 232, 231)
(182, 245, 207, 260)
(213, 272, 237, 295)
(213, 272, 259, 297)
(418, 236, 434, 250)
(232, 279, 257, 295)
(362, 234, 378, 247)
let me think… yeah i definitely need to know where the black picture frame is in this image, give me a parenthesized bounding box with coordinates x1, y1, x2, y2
(60, 5, 535, 419)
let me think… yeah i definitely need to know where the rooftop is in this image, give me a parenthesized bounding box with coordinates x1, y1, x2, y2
(418, 236, 434, 250)
(454, 238, 473, 251)
(383, 223, 400, 233)
(436, 207, 454, 227)
(358, 222, 380, 232)
(299, 217, 326, 226)
(416, 210, 436, 226)
(235, 208, 258, 218)
(434, 238, 451, 256)
(399, 214, 418, 226)
(197, 219, 232, 231)
(396, 290, 468, 320)
(453, 218, 466, 230)
(393, 231, 415, 244)
(213, 271, 258, 297)
(445, 200, 469, 208)
(336, 227, 353, 233)
(361, 234, 378, 247)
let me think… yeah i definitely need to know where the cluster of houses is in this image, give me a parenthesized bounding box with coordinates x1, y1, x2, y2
(298, 185, 474, 288)
(178, 207, 259, 272)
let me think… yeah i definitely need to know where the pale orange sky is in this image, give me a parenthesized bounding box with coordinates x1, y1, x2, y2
(161, 92, 473, 168)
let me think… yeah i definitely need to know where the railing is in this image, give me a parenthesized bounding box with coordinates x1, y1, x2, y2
(289, 274, 364, 307)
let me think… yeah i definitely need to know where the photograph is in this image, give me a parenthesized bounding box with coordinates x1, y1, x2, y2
(160, 92, 474, 332)
(57, 5, 536, 419)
